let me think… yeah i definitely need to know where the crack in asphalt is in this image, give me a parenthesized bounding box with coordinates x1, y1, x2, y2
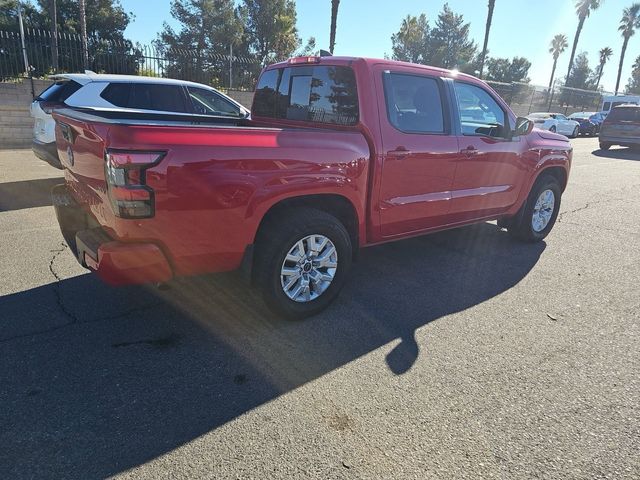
(557, 197, 628, 223)
(0, 243, 160, 345)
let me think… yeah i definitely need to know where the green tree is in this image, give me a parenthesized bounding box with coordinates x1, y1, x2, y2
(156, 0, 243, 85)
(329, 0, 339, 54)
(0, 0, 38, 32)
(625, 54, 640, 93)
(240, 0, 300, 64)
(33, 0, 132, 39)
(566, 0, 602, 86)
(479, 0, 496, 79)
(428, 3, 477, 70)
(390, 14, 429, 64)
(615, 3, 640, 94)
(548, 34, 568, 89)
(485, 56, 531, 83)
(594, 46, 613, 90)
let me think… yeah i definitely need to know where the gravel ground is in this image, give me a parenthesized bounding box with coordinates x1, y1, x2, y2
(0, 138, 638, 479)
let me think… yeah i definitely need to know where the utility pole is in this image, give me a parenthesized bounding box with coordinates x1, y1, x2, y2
(79, 0, 88, 69)
(51, 0, 59, 72)
(17, 1, 29, 76)
(229, 43, 233, 89)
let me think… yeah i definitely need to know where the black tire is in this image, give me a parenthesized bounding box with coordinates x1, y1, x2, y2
(549, 126, 557, 133)
(254, 207, 352, 320)
(599, 143, 611, 151)
(507, 174, 562, 243)
(570, 126, 579, 138)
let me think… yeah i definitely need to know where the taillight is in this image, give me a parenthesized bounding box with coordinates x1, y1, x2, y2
(105, 150, 164, 219)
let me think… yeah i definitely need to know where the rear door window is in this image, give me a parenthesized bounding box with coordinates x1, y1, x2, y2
(36, 80, 82, 102)
(186, 87, 242, 117)
(253, 65, 359, 125)
(128, 84, 189, 113)
(383, 73, 445, 134)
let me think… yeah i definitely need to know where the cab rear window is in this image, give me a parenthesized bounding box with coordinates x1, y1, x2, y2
(253, 65, 359, 125)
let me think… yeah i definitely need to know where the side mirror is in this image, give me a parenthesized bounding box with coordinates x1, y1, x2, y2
(513, 116, 534, 137)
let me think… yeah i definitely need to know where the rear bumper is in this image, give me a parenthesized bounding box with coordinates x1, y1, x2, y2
(52, 183, 173, 285)
(599, 134, 640, 147)
(32, 140, 63, 169)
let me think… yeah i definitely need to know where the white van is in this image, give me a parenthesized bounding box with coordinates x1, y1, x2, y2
(601, 95, 640, 116)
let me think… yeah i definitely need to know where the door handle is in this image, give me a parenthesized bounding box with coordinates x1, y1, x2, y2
(461, 145, 478, 156)
(387, 147, 412, 157)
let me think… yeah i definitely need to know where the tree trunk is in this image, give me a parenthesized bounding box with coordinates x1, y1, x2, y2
(615, 37, 629, 95)
(566, 16, 585, 86)
(548, 56, 558, 89)
(329, 0, 340, 54)
(479, 0, 495, 79)
(595, 62, 604, 91)
(50, 0, 58, 72)
(79, 0, 88, 69)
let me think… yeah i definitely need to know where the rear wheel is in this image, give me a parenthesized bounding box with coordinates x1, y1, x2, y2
(507, 174, 561, 242)
(599, 142, 612, 151)
(254, 207, 352, 319)
(549, 125, 557, 133)
(571, 126, 579, 138)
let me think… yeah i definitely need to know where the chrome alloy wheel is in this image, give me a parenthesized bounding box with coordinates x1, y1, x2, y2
(280, 234, 338, 302)
(532, 189, 555, 232)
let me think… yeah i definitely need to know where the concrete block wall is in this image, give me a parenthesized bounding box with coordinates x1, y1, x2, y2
(0, 79, 53, 148)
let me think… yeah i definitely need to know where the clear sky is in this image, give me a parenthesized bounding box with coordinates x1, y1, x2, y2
(119, 0, 638, 92)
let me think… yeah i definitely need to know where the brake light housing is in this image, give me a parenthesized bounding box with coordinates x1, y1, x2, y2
(104, 150, 164, 219)
(288, 56, 321, 64)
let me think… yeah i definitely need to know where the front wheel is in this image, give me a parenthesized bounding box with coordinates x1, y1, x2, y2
(254, 207, 352, 319)
(507, 175, 561, 242)
(549, 125, 557, 133)
(599, 142, 611, 151)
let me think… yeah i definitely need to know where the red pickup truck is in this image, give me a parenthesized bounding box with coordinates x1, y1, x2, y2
(52, 56, 572, 319)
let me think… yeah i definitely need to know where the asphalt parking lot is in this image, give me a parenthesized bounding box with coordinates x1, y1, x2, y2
(1, 138, 638, 479)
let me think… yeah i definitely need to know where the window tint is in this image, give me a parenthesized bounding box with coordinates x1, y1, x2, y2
(128, 84, 189, 113)
(606, 107, 640, 122)
(253, 65, 358, 125)
(100, 83, 132, 107)
(187, 87, 242, 117)
(603, 102, 611, 111)
(36, 80, 82, 102)
(384, 73, 444, 134)
(454, 82, 508, 137)
(253, 69, 280, 117)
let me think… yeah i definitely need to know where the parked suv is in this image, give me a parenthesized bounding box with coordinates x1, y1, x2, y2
(599, 104, 640, 150)
(31, 72, 249, 169)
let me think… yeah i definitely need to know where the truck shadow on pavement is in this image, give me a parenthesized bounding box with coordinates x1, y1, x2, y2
(0, 223, 545, 479)
(591, 147, 640, 160)
(0, 177, 63, 212)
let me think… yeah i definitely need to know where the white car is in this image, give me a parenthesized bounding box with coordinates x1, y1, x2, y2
(31, 72, 249, 169)
(526, 112, 580, 138)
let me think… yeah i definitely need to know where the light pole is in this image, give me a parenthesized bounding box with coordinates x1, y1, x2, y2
(79, 0, 88, 69)
(51, 0, 59, 72)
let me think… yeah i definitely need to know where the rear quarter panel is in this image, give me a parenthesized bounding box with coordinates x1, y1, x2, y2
(55, 117, 370, 276)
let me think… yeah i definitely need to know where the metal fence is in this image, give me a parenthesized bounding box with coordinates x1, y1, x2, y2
(1, 29, 612, 113)
(0, 29, 261, 90)
(486, 80, 612, 116)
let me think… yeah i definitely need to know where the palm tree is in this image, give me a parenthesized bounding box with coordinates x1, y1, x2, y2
(548, 34, 569, 89)
(329, 0, 340, 54)
(478, 0, 496, 79)
(615, 3, 640, 94)
(594, 47, 613, 90)
(566, 0, 603, 85)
